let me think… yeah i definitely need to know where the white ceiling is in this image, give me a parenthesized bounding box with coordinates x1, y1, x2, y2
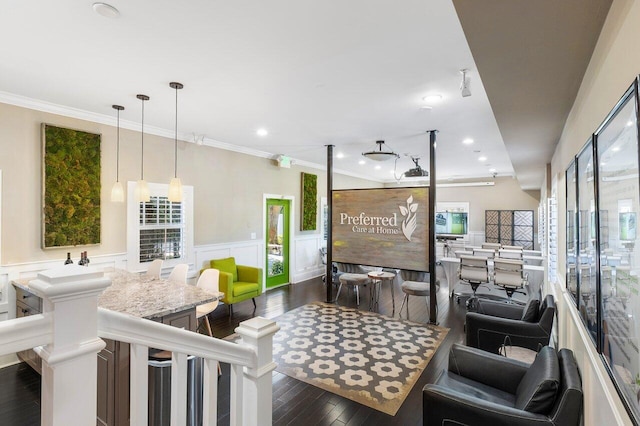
(0, 1, 610, 187)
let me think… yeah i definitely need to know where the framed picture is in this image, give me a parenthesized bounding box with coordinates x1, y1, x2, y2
(42, 124, 101, 248)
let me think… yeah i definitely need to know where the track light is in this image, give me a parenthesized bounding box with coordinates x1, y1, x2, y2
(460, 69, 471, 97)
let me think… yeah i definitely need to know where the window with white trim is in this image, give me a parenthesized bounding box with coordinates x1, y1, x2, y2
(127, 182, 194, 272)
(139, 196, 183, 263)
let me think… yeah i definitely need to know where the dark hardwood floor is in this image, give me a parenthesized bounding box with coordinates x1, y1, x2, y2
(0, 264, 466, 426)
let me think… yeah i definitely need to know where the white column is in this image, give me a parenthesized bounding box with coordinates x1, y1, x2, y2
(30, 265, 111, 426)
(235, 316, 279, 426)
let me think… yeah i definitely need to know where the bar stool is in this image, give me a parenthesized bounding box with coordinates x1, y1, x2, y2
(399, 270, 439, 320)
(335, 263, 370, 305)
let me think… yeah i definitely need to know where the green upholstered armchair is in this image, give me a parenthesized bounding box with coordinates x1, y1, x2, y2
(205, 257, 262, 315)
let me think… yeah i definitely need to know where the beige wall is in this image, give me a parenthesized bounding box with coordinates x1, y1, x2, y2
(553, 0, 640, 271)
(550, 0, 640, 423)
(0, 102, 380, 265)
(436, 177, 540, 233)
(388, 177, 540, 234)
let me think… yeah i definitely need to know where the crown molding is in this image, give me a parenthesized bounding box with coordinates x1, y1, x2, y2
(0, 91, 385, 183)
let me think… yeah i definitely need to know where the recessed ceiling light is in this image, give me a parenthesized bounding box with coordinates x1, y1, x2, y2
(358, 159, 366, 165)
(463, 138, 474, 145)
(336, 152, 345, 159)
(478, 156, 487, 162)
(375, 165, 381, 170)
(422, 94, 443, 103)
(92, 2, 120, 18)
(256, 128, 268, 137)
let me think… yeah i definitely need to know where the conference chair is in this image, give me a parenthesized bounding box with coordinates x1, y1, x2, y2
(319, 247, 342, 289)
(168, 263, 189, 284)
(144, 259, 164, 279)
(498, 248, 524, 260)
(493, 258, 527, 303)
(456, 255, 490, 310)
(481, 242, 502, 251)
(473, 248, 496, 259)
(423, 344, 583, 426)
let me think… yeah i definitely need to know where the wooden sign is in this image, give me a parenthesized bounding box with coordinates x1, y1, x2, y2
(332, 187, 429, 271)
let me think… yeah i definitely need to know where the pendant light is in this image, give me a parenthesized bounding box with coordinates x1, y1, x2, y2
(135, 94, 151, 203)
(110, 104, 125, 202)
(362, 140, 399, 161)
(168, 82, 184, 202)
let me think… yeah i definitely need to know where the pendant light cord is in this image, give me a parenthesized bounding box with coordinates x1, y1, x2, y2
(174, 85, 178, 178)
(141, 97, 145, 180)
(116, 109, 120, 182)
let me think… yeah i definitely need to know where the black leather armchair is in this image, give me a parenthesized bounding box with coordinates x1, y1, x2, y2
(423, 344, 582, 426)
(466, 294, 555, 354)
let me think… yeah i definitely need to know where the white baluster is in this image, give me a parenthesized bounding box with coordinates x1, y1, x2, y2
(130, 343, 149, 426)
(235, 317, 280, 426)
(230, 363, 244, 425)
(202, 358, 219, 426)
(171, 351, 189, 426)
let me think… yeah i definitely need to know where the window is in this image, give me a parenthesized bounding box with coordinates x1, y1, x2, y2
(564, 79, 640, 423)
(139, 197, 183, 263)
(127, 182, 194, 272)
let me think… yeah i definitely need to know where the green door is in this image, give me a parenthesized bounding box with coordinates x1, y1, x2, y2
(266, 199, 290, 289)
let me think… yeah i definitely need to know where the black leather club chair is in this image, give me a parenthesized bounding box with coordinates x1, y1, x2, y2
(466, 294, 556, 354)
(423, 344, 583, 426)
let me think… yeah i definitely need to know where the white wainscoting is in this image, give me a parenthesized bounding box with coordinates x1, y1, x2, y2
(195, 240, 262, 272)
(194, 235, 325, 288)
(292, 235, 326, 283)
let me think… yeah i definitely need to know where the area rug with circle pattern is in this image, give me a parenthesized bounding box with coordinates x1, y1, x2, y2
(234, 301, 449, 416)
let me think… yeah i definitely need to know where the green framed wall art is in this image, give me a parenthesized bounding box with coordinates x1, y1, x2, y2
(301, 172, 317, 231)
(42, 124, 101, 248)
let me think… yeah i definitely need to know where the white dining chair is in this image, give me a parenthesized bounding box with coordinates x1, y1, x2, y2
(144, 259, 164, 279)
(196, 269, 220, 337)
(196, 269, 223, 376)
(168, 263, 189, 284)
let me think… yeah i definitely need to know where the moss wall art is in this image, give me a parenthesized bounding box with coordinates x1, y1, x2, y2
(301, 172, 317, 231)
(42, 124, 101, 248)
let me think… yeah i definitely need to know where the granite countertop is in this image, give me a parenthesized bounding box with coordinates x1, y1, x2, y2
(12, 268, 224, 320)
